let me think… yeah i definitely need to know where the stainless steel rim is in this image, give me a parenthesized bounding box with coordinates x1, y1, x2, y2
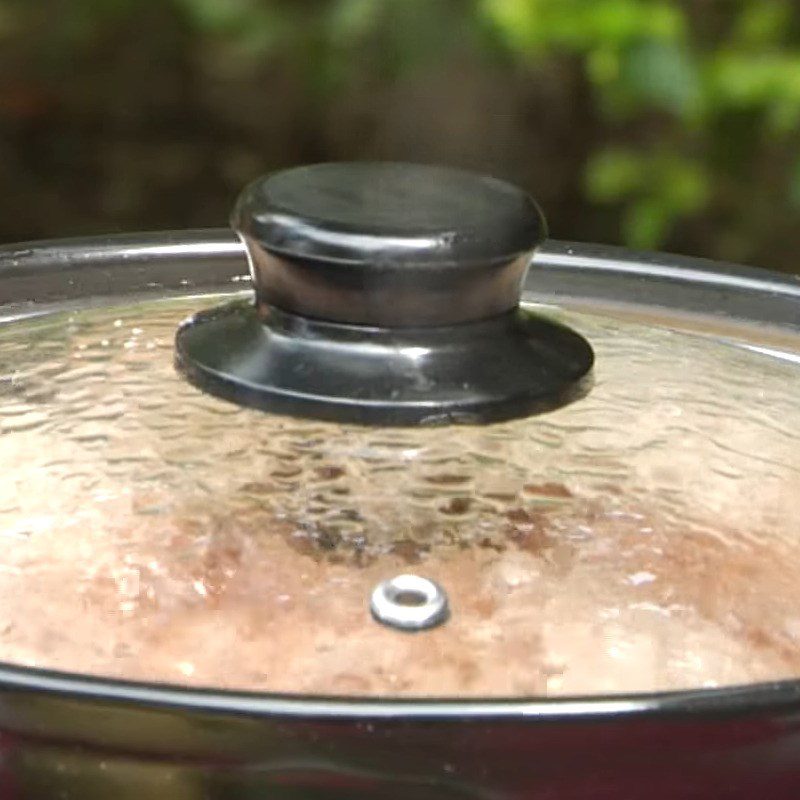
(2, 229, 799, 330)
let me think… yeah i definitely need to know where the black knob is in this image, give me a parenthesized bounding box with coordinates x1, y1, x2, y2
(175, 162, 593, 426)
(232, 162, 546, 327)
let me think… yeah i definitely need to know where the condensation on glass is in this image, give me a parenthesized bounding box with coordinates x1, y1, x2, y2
(0, 293, 798, 698)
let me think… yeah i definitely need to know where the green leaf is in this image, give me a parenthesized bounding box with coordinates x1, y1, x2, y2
(622, 197, 672, 249)
(479, 0, 542, 53)
(585, 148, 645, 202)
(176, 0, 255, 33)
(480, 0, 685, 55)
(734, 2, 792, 47)
(708, 52, 800, 107)
(620, 39, 700, 117)
(174, 0, 293, 57)
(656, 156, 709, 213)
(327, 0, 380, 43)
(581, 0, 683, 47)
(586, 47, 620, 85)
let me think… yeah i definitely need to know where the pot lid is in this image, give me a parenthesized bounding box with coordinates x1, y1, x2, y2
(0, 163, 799, 700)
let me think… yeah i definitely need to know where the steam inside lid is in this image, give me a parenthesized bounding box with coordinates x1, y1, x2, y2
(0, 294, 798, 697)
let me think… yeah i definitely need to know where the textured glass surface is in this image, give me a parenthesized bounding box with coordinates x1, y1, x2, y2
(0, 295, 799, 697)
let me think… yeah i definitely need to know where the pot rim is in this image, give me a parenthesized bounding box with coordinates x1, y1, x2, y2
(1, 230, 799, 721)
(1, 661, 800, 721)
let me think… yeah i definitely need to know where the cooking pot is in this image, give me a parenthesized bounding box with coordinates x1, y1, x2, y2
(0, 162, 799, 799)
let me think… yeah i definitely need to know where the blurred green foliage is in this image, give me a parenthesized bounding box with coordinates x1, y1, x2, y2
(477, 0, 800, 249)
(482, 0, 800, 253)
(2, 0, 800, 268)
(174, 0, 800, 250)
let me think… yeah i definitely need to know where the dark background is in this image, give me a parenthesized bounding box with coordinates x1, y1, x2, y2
(2, 0, 800, 272)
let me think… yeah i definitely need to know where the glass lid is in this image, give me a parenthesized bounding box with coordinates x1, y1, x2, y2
(0, 162, 799, 700)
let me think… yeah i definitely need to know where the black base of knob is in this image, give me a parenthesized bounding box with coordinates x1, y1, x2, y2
(175, 301, 594, 426)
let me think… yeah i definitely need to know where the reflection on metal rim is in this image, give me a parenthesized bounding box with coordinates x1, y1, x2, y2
(1, 230, 798, 328)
